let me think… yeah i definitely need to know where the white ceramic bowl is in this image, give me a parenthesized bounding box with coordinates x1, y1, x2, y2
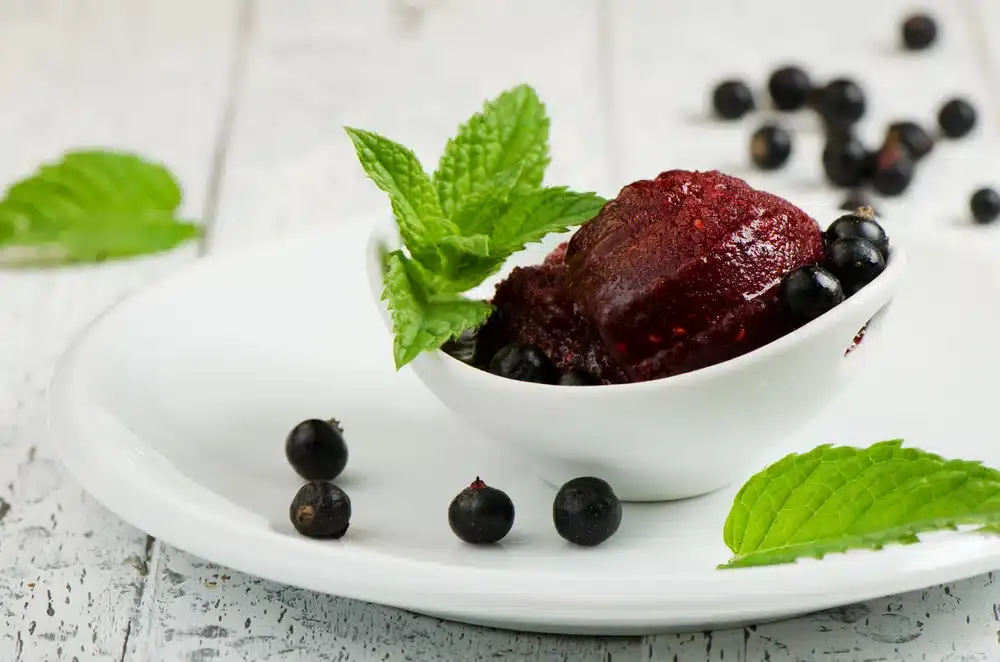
(366, 212, 906, 501)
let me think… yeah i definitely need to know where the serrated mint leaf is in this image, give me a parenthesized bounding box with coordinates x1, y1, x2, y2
(440, 233, 490, 257)
(382, 250, 492, 369)
(0, 149, 199, 264)
(434, 84, 550, 218)
(449, 165, 525, 236)
(721, 440, 1000, 569)
(489, 187, 606, 255)
(345, 127, 455, 269)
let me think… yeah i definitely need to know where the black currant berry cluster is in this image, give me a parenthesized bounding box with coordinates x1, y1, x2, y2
(285, 418, 352, 539)
(779, 208, 890, 327)
(710, 13, 999, 226)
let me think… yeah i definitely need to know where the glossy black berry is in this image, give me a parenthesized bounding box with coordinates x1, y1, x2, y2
(779, 266, 845, 326)
(448, 478, 515, 544)
(871, 144, 914, 197)
(938, 98, 977, 138)
(826, 238, 887, 296)
(767, 66, 812, 111)
(290, 481, 351, 539)
(442, 328, 478, 364)
(711, 80, 755, 120)
(839, 190, 878, 216)
(285, 419, 348, 481)
(817, 79, 866, 126)
(822, 135, 870, 188)
(488, 344, 559, 384)
(970, 188, 1000, 224)
(825, 209, 889, 259)
(553, 477, 622, 547)
(559, 369, 601, 386)
(750, 124, 792, 170)
(886, 121, 934, 161)
(902, 13, 937, 51)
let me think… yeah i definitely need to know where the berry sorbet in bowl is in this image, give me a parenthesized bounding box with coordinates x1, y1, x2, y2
(367, 169, 905, 501)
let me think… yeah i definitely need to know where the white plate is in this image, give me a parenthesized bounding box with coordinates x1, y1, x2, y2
(48, 218, 1000, 635)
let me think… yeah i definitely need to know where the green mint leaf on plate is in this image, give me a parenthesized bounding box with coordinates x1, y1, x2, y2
(382, 250, 492, 369)
(434, 84, 550, 220)
(721, 439, 1000, 569)
(0, 149, 199, 265)
(345, 128, 455, 270)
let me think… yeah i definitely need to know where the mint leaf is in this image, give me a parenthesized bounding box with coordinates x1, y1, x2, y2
(490, 187, 606, 255)
(0, 149, 199, 263)
(345, 128, 454, 269)
(449, 165, 525, 236)
(434, 84, 550, 219)
(721, 440, 1000, 569)
(382, 250, 492, 369)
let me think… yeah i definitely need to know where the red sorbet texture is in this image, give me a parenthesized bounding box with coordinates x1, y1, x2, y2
(483, 170, 826, 383)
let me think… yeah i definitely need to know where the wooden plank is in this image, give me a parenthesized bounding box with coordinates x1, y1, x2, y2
(0, 1, 239, 660)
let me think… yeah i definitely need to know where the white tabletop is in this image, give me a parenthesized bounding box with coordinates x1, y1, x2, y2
(2, 1, 1000, 660)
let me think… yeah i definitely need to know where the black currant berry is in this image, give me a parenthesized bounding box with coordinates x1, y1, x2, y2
(839, 190, 878, 216)
(750, 124, 792, 170)
(488, 344, 559, 384)
(902, 13, 937, 51)
(971, 188, 1000, 224)
(448, 477, 515, 544)
(779, 266, 845, 326)
(817, 78, 866, 126)
(938, 98, 977, 139)
(822, 135, 870, 188)
(825, 208, 889, 259)
(285, 419, 349, 481)
(712, 80, 755, 120)
(826, 238, 887, 296)
(553, 477, 622, 547)
(559, 369, 601, 386)
(442, 328, 478, 363)
(290, 481, 351, 539)
(885, 121, 934, 161)
(871, 144, 914, 197)
(767, 66, 812, 112)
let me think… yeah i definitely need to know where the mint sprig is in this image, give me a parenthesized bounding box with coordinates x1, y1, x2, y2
(0, 149, 199, 265)
(721, 440, 1000, 569)
(347, 84, 607, 369)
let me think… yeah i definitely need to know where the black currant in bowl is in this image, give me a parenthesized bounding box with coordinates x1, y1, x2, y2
(825, 209, 889, 260)
(448, 478, 515, 544)
(285, 419, 349, 481)
(553, 477, 622, 547)
(779, 266, 845, 326)
(290, 481, 351, 539)
(826, 238, 887, 297)
(560, 369, 601, 386)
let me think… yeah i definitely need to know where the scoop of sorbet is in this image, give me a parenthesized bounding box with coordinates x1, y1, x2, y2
(563, 169, 825, 381)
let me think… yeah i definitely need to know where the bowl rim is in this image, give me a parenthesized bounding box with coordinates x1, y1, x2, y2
(366, 222, 907, 397)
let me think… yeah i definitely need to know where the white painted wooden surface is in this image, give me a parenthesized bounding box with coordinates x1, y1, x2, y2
(3, 1, 1000, 660)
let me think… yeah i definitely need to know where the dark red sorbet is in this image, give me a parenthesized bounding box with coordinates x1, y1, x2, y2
(480, 170, 826, 383)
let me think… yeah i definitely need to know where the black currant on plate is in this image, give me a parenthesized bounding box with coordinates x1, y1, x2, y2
(779, 266, 845, 326)
(553, 477, 622, 547)
(817, 78, 866, 126)
(448, 477, 515, 544)
(902, 13, 937, 51)
(839, 190, 879, 216)
(750, 124, 792, 170)
(711, 79, 755, 120)
(885, 121, 934, 161)
(825, 208, 889, 259)
(442, 328, 478, 364)
(285, 418, 349, 481)
(971, 187, 1000, 224)
(559, 369, 601, 386)
(767, 65, 812, 111)
(938, 98, 977, 138)
(871, 143, 914, 197)
(826, 238, 887, 296)
(290, 480, 351, 539)
(822, 135, 870, 188)
(488, 344, 559, 384)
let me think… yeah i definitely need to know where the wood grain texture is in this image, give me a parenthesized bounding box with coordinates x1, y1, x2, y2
(6, 0, 1000, 660)
(0, 1, 238, 660)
